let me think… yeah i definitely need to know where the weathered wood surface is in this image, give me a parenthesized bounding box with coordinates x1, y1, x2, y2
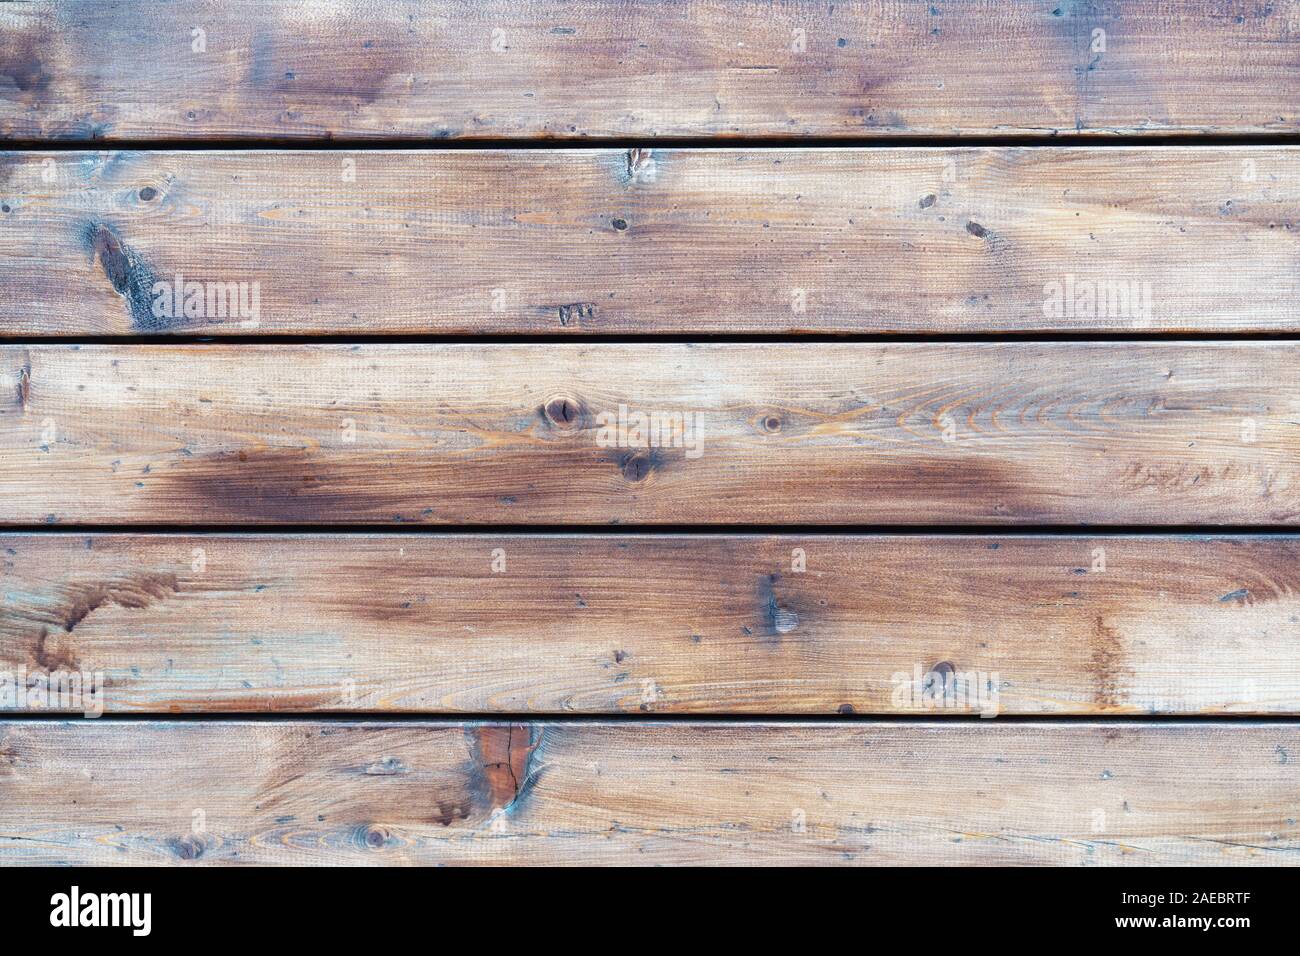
(0, 721, 1294, 865)
(4, 1, 1300, 141)
(4, 147, 1300, 335)
(1, 343, 1297, 525)
(2, 534, 1297, 715)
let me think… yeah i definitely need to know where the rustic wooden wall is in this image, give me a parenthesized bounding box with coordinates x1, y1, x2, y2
(1, 0, 1298, 867)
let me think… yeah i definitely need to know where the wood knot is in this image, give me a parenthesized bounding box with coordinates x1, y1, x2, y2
(924, 661, 955, 695)
(626, 147, 654, 182)
(363, 756, 408, 776)
(473, 724, 541, 813)
(171, 833, 206, 860)
(360, 824, 390, 849)
(620, 450, 655, 482)
(542, 394, 585, 430)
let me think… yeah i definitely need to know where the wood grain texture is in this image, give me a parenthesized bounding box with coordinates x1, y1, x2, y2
(0, 720, 1295, 865)
(5, 1, 1300, 141)
(1, 343, 1298, 525)
(5, 147, 1300, 335)
(2, 534, 1297, 715)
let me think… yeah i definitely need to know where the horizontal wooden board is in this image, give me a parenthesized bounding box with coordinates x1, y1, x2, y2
(0, 720, 1294, 865)
(1, 343, 1298, 525)
(4, 147, 1300, 335)
(4, 1, 1300, 140)
(2, 534, 1298, 715)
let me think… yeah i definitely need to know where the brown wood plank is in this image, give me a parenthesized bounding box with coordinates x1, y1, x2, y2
(4, 2, 1300, 141)
(4, 147, 1299, 335)
(1, 343, 1297, 525)
(0, 720, 1294, 865)
(2, 534, 1297, 715)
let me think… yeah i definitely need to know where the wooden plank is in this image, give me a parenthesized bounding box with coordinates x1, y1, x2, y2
(5, 147, 1300, 336)
(0, 720, 1294, 865)
(1, 343, 1297, 525)
(4, 1, 1300, 141)
(2, 534, 1297, 715)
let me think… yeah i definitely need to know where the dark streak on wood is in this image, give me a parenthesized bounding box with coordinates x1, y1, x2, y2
(10, 571, 181, 639)
(32, 629, 78, 672)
